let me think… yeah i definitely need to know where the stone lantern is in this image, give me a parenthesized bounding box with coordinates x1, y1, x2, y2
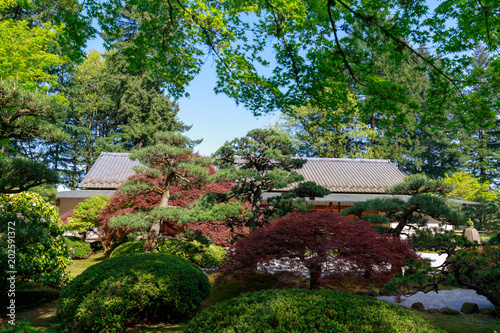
(462, 219, 481, 244)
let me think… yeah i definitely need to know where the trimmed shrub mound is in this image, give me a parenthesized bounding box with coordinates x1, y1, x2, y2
(63, 236, 92, 259)
(110, 239, 226, 268)
(57, 253, 210, 332)
(184, 289, 445, 333)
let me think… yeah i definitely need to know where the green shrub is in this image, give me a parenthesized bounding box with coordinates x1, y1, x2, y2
(0, 192, 71, 288)
(110, 239, 226, 268)
(488, 233, 500, 246)
(57, 253, 210, 332)
(63, 236, 92, 259)
(184, 289, 445, 333)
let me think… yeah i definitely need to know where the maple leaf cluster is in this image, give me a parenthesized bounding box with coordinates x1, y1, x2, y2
(98, 167, 240, 248)
(218, 211, 417, 290)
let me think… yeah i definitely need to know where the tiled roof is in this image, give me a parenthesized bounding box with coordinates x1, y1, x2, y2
(78, 153, 404, 193)
(78, 153, 141, 189)
(291, 158, 404, 193)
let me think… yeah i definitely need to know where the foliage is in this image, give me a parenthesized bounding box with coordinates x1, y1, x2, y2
(218, 211, 416, 290)
(184, 289, 444, 333)
(27, 183, 57, 204)
(386, 229, 500, 317)
(488, 233, 500, 246)
(0, 321, 67, 333)
(62, 236, 92, 259)
(0, 19, 63, 89)
(342, 174, 466, 235)
(62, 195, 110, 237)
(182, 129, 329, 237)
(0, 80, 60, 144)
(0, 156, 58, 194)
(273, 103, 375, 158)
(108, 131, 212, 252)
(442, 171, 500, 231)
(57, 253, 210, 332)
(57, 50, 188, 182)
(443, 171, 496, 201)
(73, 0, 498, 133)
(0, 192, 71, 288)
(110, 239, 226, 268)
(100, 167, 234, 249)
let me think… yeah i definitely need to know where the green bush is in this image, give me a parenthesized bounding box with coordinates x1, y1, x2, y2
(110, 239, 227, 268)
(57, 253, 210, 332)
(184, 289, 445, 333)
(63, 236, 92, 259)
(0, 192, 71, 288)
(488, 233, 500, 246)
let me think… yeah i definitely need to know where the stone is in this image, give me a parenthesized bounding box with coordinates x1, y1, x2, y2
(426, 308, 440, 313)
(462, 220, 481, 244)
(460, 302, 479, 314)
(440, 307, 460, 315)
(366, 290, 379, 297)
(411, 302, 425, 312)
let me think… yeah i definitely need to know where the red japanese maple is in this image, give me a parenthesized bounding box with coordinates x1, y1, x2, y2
(98, 167, 237, 248)
(219, 211, 417, 290)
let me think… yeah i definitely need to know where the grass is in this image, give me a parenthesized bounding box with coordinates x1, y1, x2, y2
(7, 254, 500, 333)
(421, 312, 500, 333)
(65, 250, 110, 277)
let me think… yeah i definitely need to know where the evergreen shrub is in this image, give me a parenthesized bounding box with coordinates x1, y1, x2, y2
(63, 236, 92, 259)
(57, 253, 210, 332)
(184, 289, 445, 333)
(488, 233, 500, 246)
(110, 239, 226, 268)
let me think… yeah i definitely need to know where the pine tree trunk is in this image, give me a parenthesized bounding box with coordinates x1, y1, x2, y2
(143, 183, 171, 252)
(143, 220, 161, 253)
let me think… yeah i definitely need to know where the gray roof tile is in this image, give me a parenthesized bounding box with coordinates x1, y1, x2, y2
(79, 153, 141, 189)
(79, 153, 404, 193)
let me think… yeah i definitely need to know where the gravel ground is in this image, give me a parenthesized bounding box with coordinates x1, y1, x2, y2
(376, 289, 495, 312)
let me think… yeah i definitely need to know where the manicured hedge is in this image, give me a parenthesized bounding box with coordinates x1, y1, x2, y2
(184, 289, 445, 333)
(110, 239, 226, 268)
(63, 236, 92, 259)
(57, 253, 210, 332)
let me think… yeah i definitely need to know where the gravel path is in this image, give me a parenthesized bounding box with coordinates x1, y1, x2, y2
(376, 289, 495, 312)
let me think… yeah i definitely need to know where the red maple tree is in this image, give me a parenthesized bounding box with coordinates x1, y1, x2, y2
(218, 211, 417, 290)
(98, 166, 240, 248)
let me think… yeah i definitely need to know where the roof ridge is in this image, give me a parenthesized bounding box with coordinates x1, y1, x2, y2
(100, 152, 131, 156)
(303, 157, 391, 163)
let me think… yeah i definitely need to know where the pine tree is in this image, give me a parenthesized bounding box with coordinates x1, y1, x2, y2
(178, 129, 330, 237)
(108, 132, 212, 252)
(342, 174, 466, 236)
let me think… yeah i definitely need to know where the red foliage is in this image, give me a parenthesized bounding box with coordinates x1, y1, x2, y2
(98, 172, 235, 248)
(219, 211, 417, 290)
(60, 210, 74, 225)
